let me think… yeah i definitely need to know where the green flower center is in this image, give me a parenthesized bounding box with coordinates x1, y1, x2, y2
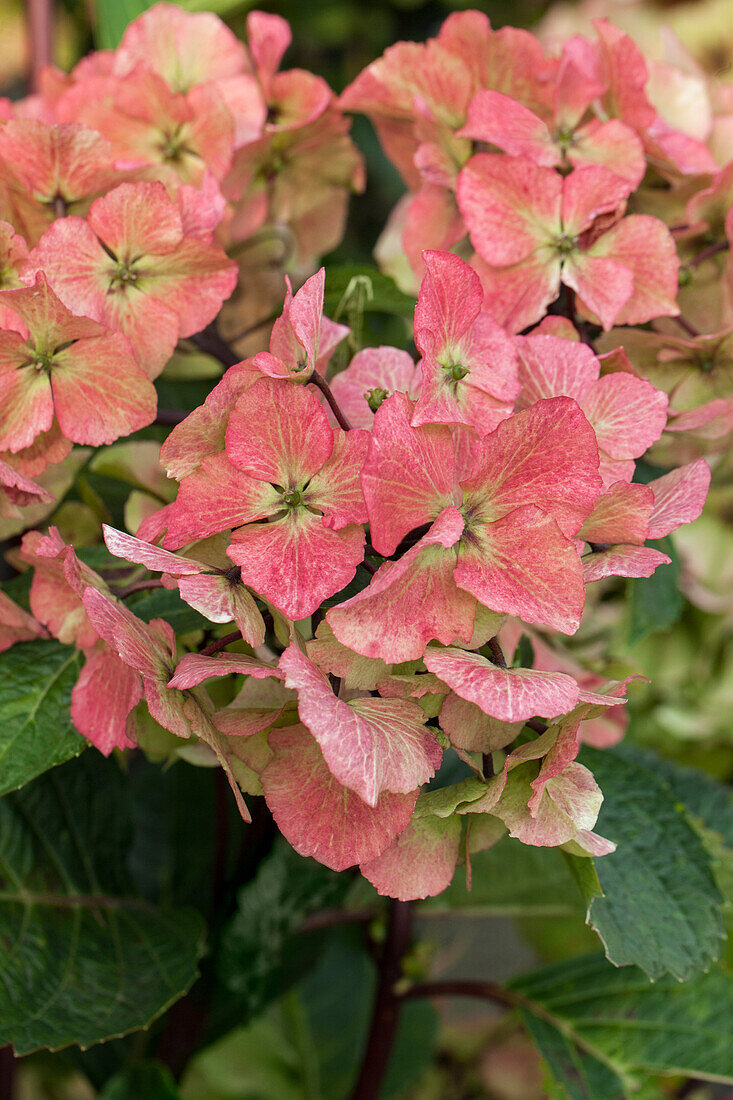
(365, 386, 389, 412)
(555, 234, 577, 256)
(443, 362, 470, 382)
(282, 488, 303, 508)
(699, 357, 715, 373)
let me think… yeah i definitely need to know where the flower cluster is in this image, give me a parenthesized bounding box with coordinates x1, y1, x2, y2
(2, 4, 730, 903)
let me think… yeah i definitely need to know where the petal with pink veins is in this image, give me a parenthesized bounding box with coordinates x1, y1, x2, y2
(279, 643, 441, 805)
(329, 346, 420, 430)
(561, 252, 633, 332)
(455, 505, 587, 634)
(424, 646, 580, 722)
(176, 575, 265, 646)
(457, 90, 557, 166)
(168, 651, 280, 690)
(306, 429, 369, 529)
(327, 506, 476, 664)
(261, 724, 418, 871)
(460, 397, 601, 537)
(457, 154, 562, 266)
(579, 481, 654, 546)
(583, 544, 670, 583)
(228, 510, 365, 621)
(70, 647, 141, 755)
(163, 452, 280, 550)
(647, 459, 710, 539)
(361, 393, 455, 555)
(514, 334, 598, 406)
(581, 374, 668, 460)
(360, 813, 461, 900)
(225, 377, 333, 485)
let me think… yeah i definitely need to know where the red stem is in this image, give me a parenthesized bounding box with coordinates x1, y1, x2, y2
(399, 979, 518, 1011)
(351, 900, 412, 1100)
(27, 0, 53, 92)
(114, 578, 165, 598)
(309, 371, 353, 431)
(199, 630, 242, 656)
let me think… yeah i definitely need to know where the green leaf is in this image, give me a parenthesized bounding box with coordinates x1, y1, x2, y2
(519, 1010, 625, 1100)
(99, 1062, 181, 1100)
(512, 953, 733, 1087)
(127, 587, 209, 634)
(581, 747, 725, 980)
(216, 841, 350, 1024)
(95, 0, 153, 49)
(0, 753, 206, 1054)
(323, 263, 415, 319)
(185, 931, 436, 1100)
(0, 640, 85, 796)
(421, 836, 585, 917)
(627, 536, 683, 641)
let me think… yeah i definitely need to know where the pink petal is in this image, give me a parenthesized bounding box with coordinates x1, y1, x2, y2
(307, 622, 388, 690)
(581, 374, 668, 460)
(439, 692, 522, 752)
(176, 575, 265, 646)
(497, 760, 602, 847)
(414, 250, 483, 355)
(168, 652, 280, 690)
(163, 452, 280, 549)
(569, 118, 645, 188)
(560, 165, 631, 237)
(103, 524, 206, 575)
(82, 587, 174, 682)
(561, 252, 633, 332)
(159, 360, 260, 479)
(588, 215, 680, 325)
(424, 646, 580, 722)
(647, 459, 710, 539)
(51, 333, 157, 445)
(460, 397, 601, 538)
(457, 153, 561, 266)
(360, 813, 461, 900)
(279, 643, 441, 805)
(583, 544, 671, 583)
(227, 510, 365, 621)
(454, 505, 587, 634)
(0, 590, 44, 651)
(327, 506, 476, 664)
(515, 333, 598, 406)
(361, 392, 455, 555)
(472, 250, 563, 334)
(329, 346, 420, 430)
(225, 376, 333, 485)
(457, 90, 557, 166)
(579, 481, 654, 546)
(306, 428, 369, 529)
(87, 180, 183, 257)
(261, 724, 418, 871)
(70, 647, 141, 755)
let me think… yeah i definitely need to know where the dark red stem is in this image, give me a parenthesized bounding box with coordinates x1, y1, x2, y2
(400, 979, 518, 1011)
(155, 409, 189, 427)
(688, 240, 729, 268)
(673, 315, 700, 339)
(199, 630, 243, 656)
(114, 578, 165, 599)
(190, 324, 241, 368)
(351, 900, 412, 1100)
(309, 371, 353, 431)
(28, 0, 53, 92)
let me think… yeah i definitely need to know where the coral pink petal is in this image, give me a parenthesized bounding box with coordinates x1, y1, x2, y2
(581, 374, 668, 460)
(457, 153, 561, 266)
(424, 646, 580, 722)
(279, 643, 441, 805)
(515, 333, 598, 406)
(225, 376, 333, 484)
(360, 814, 461, 900)
(228, 511, 365, 621)
(579, 481, 654, 546)
(103, 524, 205, 575)
(168, 652, 280, 690)
(458, 90, 557, 166)
(327, 506, 476, 664)
(361, 392, 455, 555)
(70, 647, 141, 755)
(647, 459, 710, 539)
(455, 505, 587, 634)
(176, 575, 265, 646)
(261, 724, 418, 871)
(583, 545, 671, 582)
